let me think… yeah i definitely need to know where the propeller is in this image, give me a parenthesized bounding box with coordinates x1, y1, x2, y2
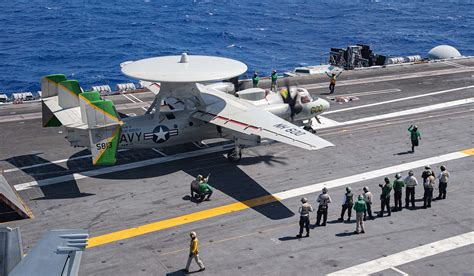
(282, 78, 302, 121)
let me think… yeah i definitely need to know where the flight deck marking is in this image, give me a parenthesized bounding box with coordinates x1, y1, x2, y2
(13, 144, 234, 191)
(327, 231, 474, 275)
(86, 148, 474, 249)
(302, 67, 474, 90)
(324, 85, 474, 115)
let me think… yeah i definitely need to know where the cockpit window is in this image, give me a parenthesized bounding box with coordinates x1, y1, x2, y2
(300, 95, 312, 103)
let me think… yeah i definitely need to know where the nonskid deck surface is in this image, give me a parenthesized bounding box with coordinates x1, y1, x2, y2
(0, 59, 473, 275)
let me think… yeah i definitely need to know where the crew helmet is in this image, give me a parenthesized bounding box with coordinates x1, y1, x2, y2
(301, 197, 308, 203)
(425, 165, 431, 170)
(190, 231, 197, 238)
(395, 173, 401, 179)
(440, 165, 446, 171)
(363, 186, 369, 192)
(408, 170, 414, 176)
(346, 187, 352, 192)
(322, 187, 328, 193)
(358, 194, 364, 200)
(384, 177, 390, 183)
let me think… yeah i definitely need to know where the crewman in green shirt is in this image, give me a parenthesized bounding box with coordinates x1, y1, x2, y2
(353, 195, 367, 234)
(270, 70, 278, 91)
(378, 177, 392, 217)
(408, 124, 421, 153)
(392, 173, 405, 212)
(252, 72, 260, 88)
(198, 180, 213, 202)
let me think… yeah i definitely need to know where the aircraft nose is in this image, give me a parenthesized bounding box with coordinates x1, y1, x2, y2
(321, 98, 330, 112)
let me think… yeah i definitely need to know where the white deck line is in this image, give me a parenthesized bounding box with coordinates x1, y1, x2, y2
(274, 150, 472, 200)
(330, 88, 401, 98)
(324, 85, 474, 114)
(128, 94, 143, 102)
(121, 94, 137, 103)
(152, 148, 167, 156)
(302, 67, 474, 90)
(327, 231, 474, 276)
(335, 98, 474, 126)
(14, 144, 235, 191)
(3, 149, 129, 173)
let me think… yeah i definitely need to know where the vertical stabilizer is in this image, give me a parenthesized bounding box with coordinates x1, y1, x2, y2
(58, 80, 82, 109)
(41, 74, 67, 98)
(79, 91, 123, 165)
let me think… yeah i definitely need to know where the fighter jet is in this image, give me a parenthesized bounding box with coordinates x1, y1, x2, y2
(40, 54, 333, 165)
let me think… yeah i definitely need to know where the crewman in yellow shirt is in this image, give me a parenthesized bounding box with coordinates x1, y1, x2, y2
(184, 231, 205, 273)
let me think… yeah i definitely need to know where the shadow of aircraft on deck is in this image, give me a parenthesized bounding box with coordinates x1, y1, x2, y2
(3, 152, 94, 200)
(87, 149, 295, 220)
(5, 146, 295, 220)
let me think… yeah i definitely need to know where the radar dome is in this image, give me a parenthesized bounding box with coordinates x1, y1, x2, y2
(427, 45, 462, 60)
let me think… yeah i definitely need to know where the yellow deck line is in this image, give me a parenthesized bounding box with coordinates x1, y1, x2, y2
(87, 195, 279, 248)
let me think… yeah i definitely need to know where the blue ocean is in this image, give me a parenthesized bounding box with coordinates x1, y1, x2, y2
(0, 0, 473, 95)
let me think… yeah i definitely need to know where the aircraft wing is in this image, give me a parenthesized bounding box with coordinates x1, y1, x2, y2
(193, 84, 334, 151)
(9, 229, 88, 276)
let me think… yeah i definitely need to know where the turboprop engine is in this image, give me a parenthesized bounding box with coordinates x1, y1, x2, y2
(289, 88, 330, 121)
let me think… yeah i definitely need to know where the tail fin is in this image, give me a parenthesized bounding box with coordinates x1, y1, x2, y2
(41, 74, 67, 98)
(41, 74, 67, 127)
(79, 91, 123, 165)
(41, 74, 83, 126)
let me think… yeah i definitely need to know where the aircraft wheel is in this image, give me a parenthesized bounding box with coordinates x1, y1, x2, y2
(227, 149, 242, 162)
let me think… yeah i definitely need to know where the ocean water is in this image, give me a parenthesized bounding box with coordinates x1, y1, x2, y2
(0, 0, 473, 95)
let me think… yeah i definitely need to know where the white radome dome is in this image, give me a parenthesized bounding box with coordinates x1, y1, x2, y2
(427, 45, 462, 60)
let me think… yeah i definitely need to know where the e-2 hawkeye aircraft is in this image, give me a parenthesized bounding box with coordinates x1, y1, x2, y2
(40, 54, 333, 166)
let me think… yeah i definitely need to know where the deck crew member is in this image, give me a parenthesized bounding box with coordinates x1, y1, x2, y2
(423, 171, 435, 208)
(271, 70, 278, 91)
(198, 179, 213, 202)
(252, 72, 260, 88)
(184, 231, 205, 273)
(408, 125, 421, 153)
(422, 166, 435, 183)
(297, 197, 313, 238)
(436, 165, 450, 200)
(378, 177, 392, 217)
(362, 187, 374, 220)
(404, 170, 418, 209)
(392, 173, 405, 212)
(338, 187, 353, 222)
(325, 71, 342, 94)
(316, 187, 332, 226)
(353, 195, 367, 234)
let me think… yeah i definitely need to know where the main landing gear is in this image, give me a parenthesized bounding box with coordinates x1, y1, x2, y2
(227, 146, 242, 162)
(303, 116, 321, 134)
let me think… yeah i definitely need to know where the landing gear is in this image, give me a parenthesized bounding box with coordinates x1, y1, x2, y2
(303, 125, 317, 134)
(227, 147, 242, 162)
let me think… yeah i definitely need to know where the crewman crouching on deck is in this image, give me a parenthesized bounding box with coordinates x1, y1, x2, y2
(184, 231, 205, 273)
(198, 177, 213, 202)
(297, 197, 313, 238)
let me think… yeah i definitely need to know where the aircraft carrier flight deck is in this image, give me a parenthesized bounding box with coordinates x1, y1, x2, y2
(1, 58, 473, 275)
